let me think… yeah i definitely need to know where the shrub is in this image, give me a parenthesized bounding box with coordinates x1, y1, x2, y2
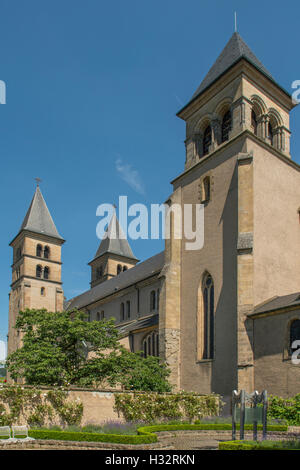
(114, 391, 222, 423)
(219, 440, 300, 450)
(28, 429, 157, 444)
(0, 385, 83, 427)
(267, 394, 300, 425)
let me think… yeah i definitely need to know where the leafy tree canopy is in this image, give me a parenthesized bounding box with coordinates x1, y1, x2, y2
(7, 309, 171, 392)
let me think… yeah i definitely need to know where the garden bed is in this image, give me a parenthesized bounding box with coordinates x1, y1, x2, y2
(12, 423, 285, 445)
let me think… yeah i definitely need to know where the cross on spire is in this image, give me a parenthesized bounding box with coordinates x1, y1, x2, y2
(35, 177, 42, 187)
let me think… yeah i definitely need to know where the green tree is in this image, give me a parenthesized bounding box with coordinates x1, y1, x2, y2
(6, 308, 171, 392)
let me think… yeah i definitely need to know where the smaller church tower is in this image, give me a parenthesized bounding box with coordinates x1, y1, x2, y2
(7, 184, 65, 355)
(89, 212, 138, 288)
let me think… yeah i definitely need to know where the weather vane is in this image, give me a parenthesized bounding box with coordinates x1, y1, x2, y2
(35, 177, 42, 187)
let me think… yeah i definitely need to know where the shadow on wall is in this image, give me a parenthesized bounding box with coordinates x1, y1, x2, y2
(210, 161, 238, 395)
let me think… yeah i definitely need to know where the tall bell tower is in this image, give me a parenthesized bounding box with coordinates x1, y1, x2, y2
(7, 184, 65, 355)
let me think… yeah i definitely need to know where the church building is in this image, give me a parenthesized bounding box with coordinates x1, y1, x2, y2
(8, 32, 300, 398)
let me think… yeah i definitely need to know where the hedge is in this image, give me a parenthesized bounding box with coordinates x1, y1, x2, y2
(28, 429, 157, 445)
(0, 423, 286, 446)
(137, 423, 287, 434)
(219, 440, 300, 450)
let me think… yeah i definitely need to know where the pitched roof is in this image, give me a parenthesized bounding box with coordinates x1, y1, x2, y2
(250, 292, 300, 317)
(118, 313, 159, 336)
(18, 186, 63, 240)
(68, 251, 164, 310)
(93, 212, 137, 261)
(190, 32, 275, 102)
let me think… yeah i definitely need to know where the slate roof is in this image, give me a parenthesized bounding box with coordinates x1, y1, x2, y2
(17, 186, 63, 241)
(68, 251, 164, 310)
(92, 212, 137, 261)
(118, 314, 159, 336)
(250, 292, 300, 317)
(179, 32, 281, 114)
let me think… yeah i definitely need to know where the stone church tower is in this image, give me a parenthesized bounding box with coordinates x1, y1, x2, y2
(160, 32, 300, 394)
(89, 212, 138, 288)
(7, 185, 65, 355)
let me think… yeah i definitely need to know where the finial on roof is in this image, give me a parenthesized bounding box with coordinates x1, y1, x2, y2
(35, 177, 42, 187)
(234, 12, 237, 32)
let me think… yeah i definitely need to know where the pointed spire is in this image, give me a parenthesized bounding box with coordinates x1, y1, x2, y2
(94, 212, 137, 261)
(18, 186, 63, 240)
(190, 32, 275, 101)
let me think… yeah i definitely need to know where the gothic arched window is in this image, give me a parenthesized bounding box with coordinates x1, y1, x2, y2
(36, 265, 42, 278)
(44, 266, 50, 280)
(251, 110, 258, 136)
(203, 125, 212, 156)
(120, 302, 125, 321)
(123, 265, 128, 272)
(44, 246, 50, 259)
(150, 290, 156, 311)
(221, 110, 231, 143)
(117, 264, 122, 275)
(290, 319, 300, 355)
(36, 244, 42, 257)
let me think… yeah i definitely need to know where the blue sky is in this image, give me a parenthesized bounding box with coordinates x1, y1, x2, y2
(0, 0, 300, 345)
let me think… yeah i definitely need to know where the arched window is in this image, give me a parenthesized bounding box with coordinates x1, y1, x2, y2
(251, 110, 258, 136)
(100, 311, 105, 320)
(142, 331, 159, 358)
(117, 264, 122, 275)
(44, 266, 50, 280)
(123, 266, 128, 272)
(96, 266, 103, 279)
(120, 302, 125, 321)
(126, 301, 131, 319)
(221, 110, 231, 143)
(44, 246, 50, 259)
(36, 265, 42, 278)
(203, 125, 212, 156)
(157, 289, 160, 311)
(201, 176, 211, 203)
(150, 290, 156, 311)
(36, 244, 42, 257)
(290, 319, 300, 355)
(268, 122, 274, 146)
(197, 273, 214, 360)
(41, 287, 45, 296)
(203, 274, 214, 359)
(16, 247, 22, 260)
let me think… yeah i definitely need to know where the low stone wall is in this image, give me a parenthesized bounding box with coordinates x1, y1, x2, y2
(67, 389, 122, 425)
(0, 385, 221, 427)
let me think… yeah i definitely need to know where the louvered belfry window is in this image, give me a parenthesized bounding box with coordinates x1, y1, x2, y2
(203, 125, 212, 156)
(221, 111, 231, 143)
